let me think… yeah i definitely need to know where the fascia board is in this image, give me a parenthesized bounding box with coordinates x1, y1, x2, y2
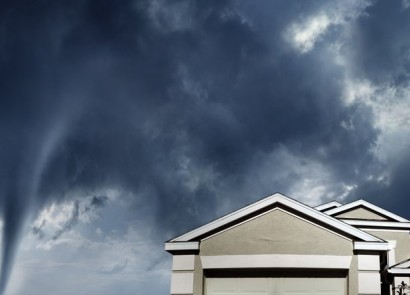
(200, 254, 352, 269)
(170, 193, 382, 243)
(315, 201, 343, 211)
(165, 242, 199, 251)
(169, 193, 283, 242)
(324, 200, 409, 222)
(341, 219, 410, 229)
(354, 241, 390, 251)
(390, 259, 410, 269)
(395, 261, 410, 268)
(387, 269, 410, 274)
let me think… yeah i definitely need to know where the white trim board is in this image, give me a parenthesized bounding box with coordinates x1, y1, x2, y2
(360, 228, 410, 233)
(165, 242, 199, 251)
(354, 241, 389, 251)
(169, 193, 383, 243)
(324, 200, 409, 222)
(390, 259, 410, 269)
(387, 269, 410, 274)
(200, 254, 352, 269)
(341, 219, 410, 229)
(202, 207, 352, 242)
(315, 201, 343, 211)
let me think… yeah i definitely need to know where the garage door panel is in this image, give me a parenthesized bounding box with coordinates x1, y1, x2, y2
(314, 278, 345, 295)
(206, 277, 345, 295)
(207, 278, 237, 294)
(279, 277, 311, 295)
(239, 278, 270, 295)
(280, 278, 344, 295)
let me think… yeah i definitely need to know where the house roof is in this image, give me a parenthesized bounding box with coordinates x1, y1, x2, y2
(387, 258, 410, 275)
(315, 201, 343, 211)
(323, 199, 409, 222)
(168, 193, 384, 244)
(390, 258, 410, 269)
(339, 219, 410, 229)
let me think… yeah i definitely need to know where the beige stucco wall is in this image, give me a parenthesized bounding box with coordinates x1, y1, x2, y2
(334, 207, 389, 221)
(193, 209, 357, 295)
(200, 209, 352, 256)
(362, 230, 410, 263)
(349, 255, 358, 295)
(194, 255, 203, 295)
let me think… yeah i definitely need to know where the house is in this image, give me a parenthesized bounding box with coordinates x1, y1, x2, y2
(165, 193, 410, 295)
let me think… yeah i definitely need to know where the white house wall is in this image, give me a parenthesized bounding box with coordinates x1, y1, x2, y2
(357, 254, 381, 295)
(172, 255, 196, 271)
(171, 272, 194, 294)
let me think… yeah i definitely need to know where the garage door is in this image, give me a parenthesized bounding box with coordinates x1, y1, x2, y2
(206, 277, 346, 295)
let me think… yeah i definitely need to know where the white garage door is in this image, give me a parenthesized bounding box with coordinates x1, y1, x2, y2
(206, 277, 346, 295)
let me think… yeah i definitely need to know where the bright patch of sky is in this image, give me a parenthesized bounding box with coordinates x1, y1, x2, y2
(7, 196, 170, 295)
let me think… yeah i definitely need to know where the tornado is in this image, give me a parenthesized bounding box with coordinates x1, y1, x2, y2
(0, 117, 71, 294)
(0, 194, 27, 294)
(0, 162, 32, 295)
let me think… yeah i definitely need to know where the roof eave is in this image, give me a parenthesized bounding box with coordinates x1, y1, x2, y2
(324, 200, 409, 222)
(167, 193, 383, 244)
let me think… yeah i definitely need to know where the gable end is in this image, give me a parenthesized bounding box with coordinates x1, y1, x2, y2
(168, 193, 384, 245)
(334, 205, 394, 221)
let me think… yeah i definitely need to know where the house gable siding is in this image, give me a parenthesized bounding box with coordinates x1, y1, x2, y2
(200, 209, 353, 256)
(335, 207, 390, 221)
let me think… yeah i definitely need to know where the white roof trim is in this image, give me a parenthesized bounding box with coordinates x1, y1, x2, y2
(387, 269, 410, 274)
(324, 200, 409, 222)
(169, 193, 383, 243)
(200, 254, 352, 270)
(354, 241, 390, 251)
(390, 259, 410, 269)
(360, 228, 410, 233)
(341, 219, 410, 229)
(315, 201, 343, 211)
(165, 242, 199, 251)
(201, 207, 353, 242)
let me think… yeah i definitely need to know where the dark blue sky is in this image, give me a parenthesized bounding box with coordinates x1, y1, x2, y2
(1, 0, 410, 294)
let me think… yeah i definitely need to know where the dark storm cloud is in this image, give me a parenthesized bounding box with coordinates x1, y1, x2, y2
(345, 154, 410, 220)
(340, 0, 410, 215)
(31, 219, 46, 240)
(90, 195, 108, 208)
(0, 0, 408, 293)
(352, 0, 410, 84)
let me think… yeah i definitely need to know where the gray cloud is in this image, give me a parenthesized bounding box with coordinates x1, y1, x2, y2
(30, 195, 110, 243)
(52, 201, 80, 241)
(350, 0, 410, 84)
(1, 0, 410, 294)
(98, 259, 128, 275)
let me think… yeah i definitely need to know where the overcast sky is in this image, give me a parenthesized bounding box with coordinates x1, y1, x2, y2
(1, 0, 410, 294)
